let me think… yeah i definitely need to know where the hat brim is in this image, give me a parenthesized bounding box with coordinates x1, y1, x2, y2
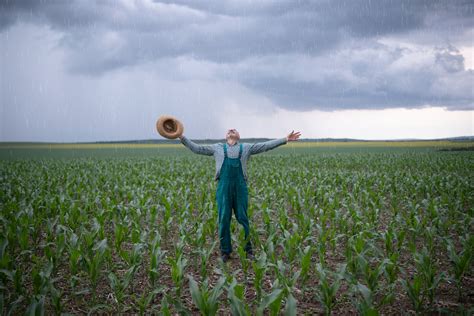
(156, 115, 184, 139)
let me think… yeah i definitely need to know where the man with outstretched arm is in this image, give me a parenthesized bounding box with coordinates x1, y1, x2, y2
(179, 129, 301, 262)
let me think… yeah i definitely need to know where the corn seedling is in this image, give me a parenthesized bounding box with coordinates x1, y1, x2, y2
(252, 251, 268, 301)
(120, 242, 145, 269)
(299, 245, 313, 288)
(169, 253, 188, 297)
(84, 238, 109, 296)
(350, 283, 379, 315)
(135, 287, 162, 316)
(0, 268, 23, 296)
(256, 287, 284, 316)
(402, 274, 424, 314)
(280, 225, 301, 263)
(187, 275, 225, 316)
(108, 267, 134, 311)
(67, 232, 81, 276)
(315, 263, 346, 315)
(271, 260, 301, 297)
(149, 246, 167, 287)
(357, 255, 385, 293)
(199, 241, 217, 279)
(227, 277, 250, 316)
(0, 239, 11, 270)
(445, 235, 473, 301)
(414, 247, 444, 306)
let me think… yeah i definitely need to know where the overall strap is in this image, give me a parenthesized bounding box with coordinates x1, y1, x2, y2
(223, 143, 228, 158)
(238, 143, 243, 159)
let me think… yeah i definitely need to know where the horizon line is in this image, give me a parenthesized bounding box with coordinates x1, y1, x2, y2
(1, 135, 473, 144)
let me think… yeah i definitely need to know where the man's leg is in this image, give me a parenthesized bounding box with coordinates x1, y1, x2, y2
(234, 180, 252, 253)
(216, 181, 233, 255)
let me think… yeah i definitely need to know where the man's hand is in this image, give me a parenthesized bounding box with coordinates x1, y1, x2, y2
(286, 130, 301, 142)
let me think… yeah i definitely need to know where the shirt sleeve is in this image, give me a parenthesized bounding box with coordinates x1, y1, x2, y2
(248, 138, 287, 155)
(180, 136, 215, 156)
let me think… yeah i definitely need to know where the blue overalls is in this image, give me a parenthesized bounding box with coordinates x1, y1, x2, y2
(216, 143, 252, 255)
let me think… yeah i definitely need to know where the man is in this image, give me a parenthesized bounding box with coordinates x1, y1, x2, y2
(179, 129, 301, 262)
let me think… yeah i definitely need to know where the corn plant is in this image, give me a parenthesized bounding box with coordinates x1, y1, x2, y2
(135, 288, 162, 316)
(161, 196, 174, 239)
(187, 275, 225, 316)
(31, 259, 54, 297)
(252, 251, 268, 301)
(193, 222, 206, 249)
(120, 242, 145, 269)
(67, 232, 81, 276)
(199, 241, 217, 279)
(227, 277, 250, 316)
(445, 235, 473, 300)
(351, 283, 378, 315)
(160, 294, 172, 316)
(0, 239, 11, 270)
(237, 244, 250, 279)
(345, 232, 370, 280)
(415, 247, 444, 306)
(261, 208, 275, 235)
(271, 260, 300, 298)
(356, 255, 385, 293)
(299, 245, 313, 288)
(108, 267, 135, 311)
(169, 253, 188, 297)
(315, 223, 329, 265)
(28, 259, 62, 315)
(283, 293, 297, 316)
(0, 268, 23, 296)
(114, 220, 129, 252)
(174, 235, 186, 259)
(401, 274, 424, 314)
(256, 287, 283, 316)
(382, 253, 400, 304)
(263, 233, 277, 264)
(315, 263, 346, 315)
(49, 282, 62, 315)
(280, 225, 301, 263)
(25, 296, 45, 316)
(423, 225, 437, 254)
(381, 227, 396, 257)
(84, 238, 109, 295)
(149, 245, 167, 287)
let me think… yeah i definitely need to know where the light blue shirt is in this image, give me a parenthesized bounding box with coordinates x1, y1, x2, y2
(180, 136, 288, 181)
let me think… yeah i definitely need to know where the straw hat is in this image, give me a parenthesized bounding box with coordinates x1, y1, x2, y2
(156, 115, 184, 139)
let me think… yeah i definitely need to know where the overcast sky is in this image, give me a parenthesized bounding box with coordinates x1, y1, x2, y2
(0, 0, 473, 141)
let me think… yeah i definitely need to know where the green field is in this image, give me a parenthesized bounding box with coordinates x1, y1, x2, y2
(0, 140, 472, 159)
(1, 142, 473, 314)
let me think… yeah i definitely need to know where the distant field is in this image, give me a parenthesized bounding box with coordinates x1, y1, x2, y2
(0, 140, 472, 149)
(288, 140, 474, 147)
(0, 141, 473, 159)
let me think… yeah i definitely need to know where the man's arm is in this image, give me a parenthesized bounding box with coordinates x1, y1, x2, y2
(179, 135, 215, 156)
(248, 138, 287, 155)
(248, 131, 301, 155)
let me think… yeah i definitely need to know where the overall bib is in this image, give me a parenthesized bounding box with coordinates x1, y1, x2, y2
(216, 143, 252, 255)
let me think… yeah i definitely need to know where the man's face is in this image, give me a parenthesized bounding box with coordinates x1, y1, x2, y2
(226, 128, 240, 142)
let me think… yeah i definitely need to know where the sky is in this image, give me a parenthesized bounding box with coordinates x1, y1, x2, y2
(0, 0, 473, 142)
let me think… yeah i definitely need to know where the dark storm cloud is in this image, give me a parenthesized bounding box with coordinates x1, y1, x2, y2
(0, 0, 472, 110)
(231, 44, 473, 111)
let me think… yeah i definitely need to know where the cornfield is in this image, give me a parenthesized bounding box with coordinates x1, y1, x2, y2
(0, 144, 473, 314)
